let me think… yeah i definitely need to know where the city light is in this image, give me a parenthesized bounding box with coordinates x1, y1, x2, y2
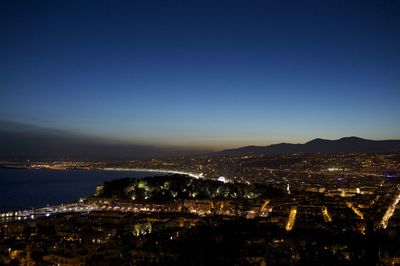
(285, 206, 297, 231)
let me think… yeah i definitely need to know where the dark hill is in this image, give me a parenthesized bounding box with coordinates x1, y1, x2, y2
(95, 174, 284, 202)
(216, 137, 400, 156)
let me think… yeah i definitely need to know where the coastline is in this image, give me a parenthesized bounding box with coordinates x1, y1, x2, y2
(101, 167, 201, 179)
(0, 164, 201, 179)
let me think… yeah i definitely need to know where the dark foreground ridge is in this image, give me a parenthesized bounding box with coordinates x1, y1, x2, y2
(216, 137, 400, 156)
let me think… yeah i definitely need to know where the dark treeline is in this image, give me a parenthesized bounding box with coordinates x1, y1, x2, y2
(95, 174, 284, 202)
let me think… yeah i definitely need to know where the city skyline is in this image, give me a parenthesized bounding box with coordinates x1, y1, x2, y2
(1, 1, 400, 149)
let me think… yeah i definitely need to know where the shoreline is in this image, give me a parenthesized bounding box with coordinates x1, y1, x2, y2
(101, 167, 201, 179)
(0, 165, 201, 179)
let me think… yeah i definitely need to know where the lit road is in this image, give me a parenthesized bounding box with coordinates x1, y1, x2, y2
(260, 199, 270, 213)
(321, 206, 333, 222)
(346, 202, 364, 220)
(285, 206, 297, 231)
(103, 167, 202, 179)
(379, 190, 400, 229)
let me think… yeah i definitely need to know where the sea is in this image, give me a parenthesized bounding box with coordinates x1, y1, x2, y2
(0, 168, 163, 212)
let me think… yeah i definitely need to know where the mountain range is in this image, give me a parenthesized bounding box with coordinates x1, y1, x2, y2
(216, 137, 400, 156)
(1, 120, 399, 159)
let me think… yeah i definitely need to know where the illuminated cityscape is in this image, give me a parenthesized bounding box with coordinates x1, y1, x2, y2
(0, 150, 399, 265)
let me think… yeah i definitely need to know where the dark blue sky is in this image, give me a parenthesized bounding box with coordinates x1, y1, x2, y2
(1, 0, 399, 149)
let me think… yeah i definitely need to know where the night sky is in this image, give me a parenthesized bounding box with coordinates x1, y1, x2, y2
(1, 0, 399, 149)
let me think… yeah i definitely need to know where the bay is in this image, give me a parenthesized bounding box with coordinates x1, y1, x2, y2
(0, 168, 163, 211)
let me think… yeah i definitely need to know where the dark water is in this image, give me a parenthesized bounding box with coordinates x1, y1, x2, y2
(0, 168, 162, 211)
